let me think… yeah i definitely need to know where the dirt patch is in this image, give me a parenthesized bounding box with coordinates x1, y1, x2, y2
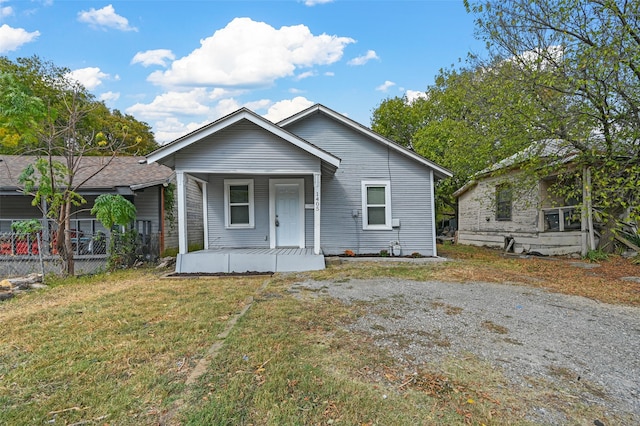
(293, 277, 640, 425)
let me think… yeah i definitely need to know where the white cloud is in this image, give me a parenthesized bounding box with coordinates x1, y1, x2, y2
(324, 71, 335, 77)
(375, 80, 396, 92)
(143, 95, 315, 143)
(210, 98, 244, 118)
(348, 50, 379, 66)
(67, 67, 108, 90)
(147, 17, 354, 88)
(100, 91, 120, 103)
(208, 87, 240, 101)
(295, 70, 316, 80)
(1, 5, 13, 18)
(244, 99, 272, 111)
(0, 24, 40, 53)
(289, 88, 305, 94)
(131, 49, 175, 67)
(154, 117, 211, 144)
(263, 97, 314, 123)
(405, 90, 427, 103)
(304, 0, 334, 5)
(77, 4, 137, 32)
(126, 88, 213, 120)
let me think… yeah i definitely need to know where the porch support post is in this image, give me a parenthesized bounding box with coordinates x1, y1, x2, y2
(313, 172, 321, 255)
(585, 166, 596, 251)
(202, 181, 209, 250)
(176, 171, 188, 254)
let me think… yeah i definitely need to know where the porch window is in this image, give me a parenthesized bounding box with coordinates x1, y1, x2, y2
(543, 207, 581, 231)
(224, 179, 254, 228)
(361, 180, 391, 230)
(496, 184, 512, 221)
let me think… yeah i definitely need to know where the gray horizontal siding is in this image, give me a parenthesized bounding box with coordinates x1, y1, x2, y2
(164, 176, 203, 252)
(208, 175, 270, 249)
(0, 195, 41, 220)
(206, 175, 313, 249)
(175, 120, 321, 173)
(285, 113, 436, 256)
(133, 188, 161, 233)
(185, 178, 204, 249)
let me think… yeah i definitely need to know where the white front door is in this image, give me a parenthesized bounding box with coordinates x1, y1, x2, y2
(270, 179, 304, 248)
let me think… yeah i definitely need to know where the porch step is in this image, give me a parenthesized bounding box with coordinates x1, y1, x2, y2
(176, 248, 325, 274)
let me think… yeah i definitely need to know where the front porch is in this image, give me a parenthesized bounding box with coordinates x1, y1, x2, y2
(175, 247, 325, 274)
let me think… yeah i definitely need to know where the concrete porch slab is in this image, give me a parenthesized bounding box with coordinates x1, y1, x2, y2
(176, 248, 325, 274)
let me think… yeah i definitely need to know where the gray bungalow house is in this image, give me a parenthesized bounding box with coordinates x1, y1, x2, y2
(145, 104, 452, 274)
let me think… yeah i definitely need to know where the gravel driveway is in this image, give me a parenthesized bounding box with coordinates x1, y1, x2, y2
(292, 277, 640, 424)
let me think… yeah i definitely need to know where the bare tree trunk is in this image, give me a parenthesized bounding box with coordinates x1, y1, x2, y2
(57, 199, 75, 276)
(597, 207, 624, 254)
(64, 199, 74, 276)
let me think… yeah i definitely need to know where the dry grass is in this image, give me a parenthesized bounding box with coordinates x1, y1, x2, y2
(0, 270, 265, 425)
(1, 245, 638, 425)
(437, 244, 640, 306)
(181, 278, 520, 425)
(311, 244, 640, 306)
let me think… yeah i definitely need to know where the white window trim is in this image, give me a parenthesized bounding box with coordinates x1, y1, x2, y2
(361, 180, 392, 230)
(224, 179, 255, 229)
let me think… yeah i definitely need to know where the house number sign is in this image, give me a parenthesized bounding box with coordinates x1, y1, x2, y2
(314, 174, 321, 212)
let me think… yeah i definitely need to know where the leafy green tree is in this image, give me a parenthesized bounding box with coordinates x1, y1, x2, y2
(91, 194, 137, 230)
(371, 96, 431, 149)
(0, 72, 45, 153)
(372, 61, 553, 213)
(465, 0, 640, 251)
(91, 194, 138, 269)
(1, 56, 156, 274)
(0, 56, 158, 156)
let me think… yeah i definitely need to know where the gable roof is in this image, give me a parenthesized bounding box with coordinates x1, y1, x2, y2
(278, 104, 453, 180)
(452, 139, 578, 198)
(145, 107, 341, 169)
(0, 155, 173, 195)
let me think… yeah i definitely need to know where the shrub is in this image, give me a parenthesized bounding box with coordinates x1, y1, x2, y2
(584, 249, 609, 262)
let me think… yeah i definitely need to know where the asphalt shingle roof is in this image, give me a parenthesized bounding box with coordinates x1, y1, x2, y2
(0, 155, 173, 192)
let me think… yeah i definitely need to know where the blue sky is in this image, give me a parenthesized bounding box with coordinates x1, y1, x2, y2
(1, 0, 484, 143)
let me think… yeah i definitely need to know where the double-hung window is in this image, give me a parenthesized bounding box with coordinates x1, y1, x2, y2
(224, 179, 254, 228)
(361, 180, 392, 230)
(495, 184, 512, 221)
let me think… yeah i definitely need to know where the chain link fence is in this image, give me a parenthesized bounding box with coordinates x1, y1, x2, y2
(0, 232, 160, 279)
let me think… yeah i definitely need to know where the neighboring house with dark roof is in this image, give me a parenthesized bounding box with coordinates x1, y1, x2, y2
(0, 155, 181, 261)
(145, 104, 452, 274)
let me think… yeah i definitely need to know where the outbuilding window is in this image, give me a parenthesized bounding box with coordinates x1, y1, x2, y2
(224, 179, 254, 228)
(361, 180, 392, 230)
(496, 184, 512, 221)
